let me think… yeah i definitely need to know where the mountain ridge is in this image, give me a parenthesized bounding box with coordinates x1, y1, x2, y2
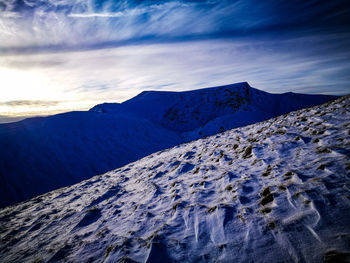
(90, 82, 337, 135)
(0, 82, 338, 207)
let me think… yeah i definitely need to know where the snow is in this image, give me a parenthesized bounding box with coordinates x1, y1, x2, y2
(0, 82, 337, 208)
(0, 95, 349, 262)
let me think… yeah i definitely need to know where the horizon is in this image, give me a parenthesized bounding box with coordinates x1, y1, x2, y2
(1, 0, 350, 121)
(0, 81, 343, 124)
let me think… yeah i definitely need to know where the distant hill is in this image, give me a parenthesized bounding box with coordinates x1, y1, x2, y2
(0, 82, 337, 207)
(91, 82, 337, 139)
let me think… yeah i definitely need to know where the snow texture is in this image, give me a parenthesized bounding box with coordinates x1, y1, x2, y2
(0, 95, 349, 262)
(0, 82, 337, 208)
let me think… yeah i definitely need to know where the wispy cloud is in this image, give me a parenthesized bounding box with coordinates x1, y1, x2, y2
(67, 3, 185, 18)
(68, 12, 126, 18)
(2, 35, 348, 105)
(3, 58, 65, 69)
(0, 0, 349, 52)
(0, 100, 60, 107)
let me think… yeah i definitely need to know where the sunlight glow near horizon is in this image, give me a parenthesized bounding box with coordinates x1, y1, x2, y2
(0, 1, 349, 122)
(1, 36, 350, 122)
(0, 66, 93, 118)
(0, 68, 64, 101)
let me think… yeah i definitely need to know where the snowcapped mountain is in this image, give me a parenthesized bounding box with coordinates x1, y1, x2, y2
(90, 82, 336, 139)
(0, 82, 337, 208)
(0, 95, 349, 262)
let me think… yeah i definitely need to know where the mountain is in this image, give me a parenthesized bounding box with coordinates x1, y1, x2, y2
(0, 82, 337, 208)
(0, 95, 349, 262)
(90, 82, 337, 138)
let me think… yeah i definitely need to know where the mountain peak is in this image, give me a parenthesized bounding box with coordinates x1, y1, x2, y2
(130, 82, 252, 99)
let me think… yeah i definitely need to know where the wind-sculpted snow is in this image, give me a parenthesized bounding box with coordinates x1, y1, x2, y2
(1, 96, 349, 262)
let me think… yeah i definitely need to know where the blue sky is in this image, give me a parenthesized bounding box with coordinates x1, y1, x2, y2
(0, 0, 349, 120)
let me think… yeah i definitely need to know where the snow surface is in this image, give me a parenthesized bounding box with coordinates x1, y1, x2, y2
(0, 95, 349, 262)
(0, 82, 337, 208)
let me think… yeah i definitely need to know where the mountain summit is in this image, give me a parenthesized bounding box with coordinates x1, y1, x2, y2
(91, 82, 336, 138)
(0, 83, 337, 207)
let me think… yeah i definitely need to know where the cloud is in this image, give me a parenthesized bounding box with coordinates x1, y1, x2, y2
(68, 12, 125, 18)
(3, 58, 65, 69)
(67, 3, 183, 18)
(0, 100, 61, 107)
(0, 0, 349, 53)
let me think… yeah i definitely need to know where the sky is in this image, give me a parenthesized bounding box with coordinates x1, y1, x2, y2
(0, 0, 350, 122)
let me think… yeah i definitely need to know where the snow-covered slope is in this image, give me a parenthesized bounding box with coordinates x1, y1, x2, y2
(0, 82, 337, 208)
(91, 82, 337, 137)
(1, 95, 349, 262)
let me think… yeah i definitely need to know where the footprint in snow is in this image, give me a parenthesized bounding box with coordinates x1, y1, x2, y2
(183, 151, 196, 160)
(87, 186, 121, 208)
(153, 170, 167, 179)
(177, 162, 195, 174)
(239, 196, 251, 205)
(242, 185, 254, 194)
(226, 171, 238, 182)
(74, 207, 101, 229)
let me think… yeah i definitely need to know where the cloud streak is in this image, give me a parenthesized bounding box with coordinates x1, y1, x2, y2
(0, 100, 60, 107)
(0, 0, 349, 53)
(2, 35, 348, 104)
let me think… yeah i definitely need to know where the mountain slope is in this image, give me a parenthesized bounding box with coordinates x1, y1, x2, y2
(0, 112, 182, 207)
(0, 95, 349, 262)
(0, 82, 337, 208)
(91, 82, 336, 137)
